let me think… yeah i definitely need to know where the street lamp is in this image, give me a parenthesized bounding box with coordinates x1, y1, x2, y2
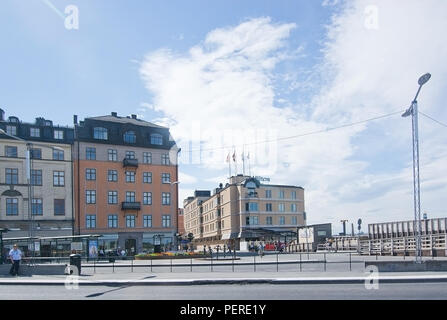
(170, 181, 180, 250)
(402, 72, 431, 264)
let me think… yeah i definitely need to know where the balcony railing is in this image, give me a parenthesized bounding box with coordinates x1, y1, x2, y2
(245, 192, 258, 198)
(121, 202, 141, 210)
(123, 158, 139, 168)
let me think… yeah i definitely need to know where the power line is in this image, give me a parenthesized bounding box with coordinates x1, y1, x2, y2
(419, 111, 447, 128)
(182, 109, 405, 154)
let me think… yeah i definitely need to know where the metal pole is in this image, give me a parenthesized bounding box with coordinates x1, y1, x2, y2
(349, 252, 352, 271)
(324, 252, 326, 272)
(190, 258, 192, 272)
(276, 252, 278, 272)
(299, 252, 302, 272)
(254, 255, 256, 272)
(132, 259, 134, 273)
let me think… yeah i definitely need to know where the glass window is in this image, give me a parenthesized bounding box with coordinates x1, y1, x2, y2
(162, 173, 170, 184)
(245, 202, 258, 212)
(161, 153, 170, 165)
(125, 151, 136, 159)
(93, 127, 108, 140)
(143, 172, 152, 184)
(30, 148, 41, 159)
(150, 133, 163, 145)
(54, 199, 65, 215)
(53, 149, 64, 161)
(125, 171, 136, 183)
(278, 203, 285, 212)
(108, 215, 118, 228)
(108, 149, 117, 161)
(86, 190, 96, 204)
(123, 131, 136, 144)
(291, 191, 297, 199)
(31, 198, 43, 215)
(31, 169, 42, 186)
(126, 192, 136, 202)
(54, 130, 64, 140)
(6, 125, 17, 136)
(266, 203, 272, 212)
(143, 215, 152, 228)
(86, 147, 96, 160)
(291, 203, 297, 212)
(6, 198, 18, 215)
(143, 192, 152, 205)
(162, 192, 171, 205)
(86, 168, 96, 181)
(265, 190, 272, 198)
(279, 190, 285, 199)
(6, 168, 18, 185)
(108, 170, 118, 182)
(279, 216, 285, 225)
(266, 216, 273, 225)
(126, 215, 136, 228)
(53, 171, 65, 186)
(143, 152, 152, 164)
(30, 127, 40, 137)
(162, 215, 171, 228)
(291, 216, 298, 225)
(86, 215, 96, 229)
(108, 191, 118, 204)
(5, 146, 18, 158)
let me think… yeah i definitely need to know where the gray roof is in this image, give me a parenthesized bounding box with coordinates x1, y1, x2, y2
(87, 115, 167, 129)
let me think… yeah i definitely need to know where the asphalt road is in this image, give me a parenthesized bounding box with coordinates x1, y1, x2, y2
(1, 282, 446, 300)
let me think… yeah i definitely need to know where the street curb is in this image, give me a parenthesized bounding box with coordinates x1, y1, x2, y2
(1, 275, 447, 286)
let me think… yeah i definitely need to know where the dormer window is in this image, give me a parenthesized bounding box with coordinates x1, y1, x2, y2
(150, 133, 163, 145)
(30, 127, 40, 137)
(93, 127, 108, 140)
(124, 131, 136, 143)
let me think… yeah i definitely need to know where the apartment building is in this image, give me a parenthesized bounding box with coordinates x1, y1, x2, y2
(183, 175, 306, 251)
(0, 109, 74, 244)
(73, 112, 179, 254)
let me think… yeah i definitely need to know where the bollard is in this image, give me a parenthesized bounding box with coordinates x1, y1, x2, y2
(299, 252, 302, 272)
(232, 256, 234, 272)
(211, 256, 213, 272)
(190, 258, 193, 272)
(170, 258, 173, 272)
(254, 255, 256, 272)
(131, 259, 134, 273)
(349, 252, 352, 271)
(151, 258, 153, 272)
(324, 252, 326, 272)
(112, 261, 115, 273)
(276, 253, 279, 272)
(94, 259, 96, 274)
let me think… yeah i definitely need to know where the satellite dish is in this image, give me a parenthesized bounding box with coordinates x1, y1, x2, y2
(418, 73, 431, 86)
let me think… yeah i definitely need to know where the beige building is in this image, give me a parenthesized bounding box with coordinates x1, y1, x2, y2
(183, 175, 306, 251)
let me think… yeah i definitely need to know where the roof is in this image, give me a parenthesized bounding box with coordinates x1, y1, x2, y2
(87, 115, 167, 129)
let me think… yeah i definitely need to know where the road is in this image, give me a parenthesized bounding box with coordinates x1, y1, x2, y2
(1, 283, 446, 300)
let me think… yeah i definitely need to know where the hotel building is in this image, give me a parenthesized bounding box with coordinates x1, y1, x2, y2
(183, 175, 306, 251)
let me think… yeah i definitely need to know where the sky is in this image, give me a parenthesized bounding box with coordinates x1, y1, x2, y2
(1, 0, 446, 234)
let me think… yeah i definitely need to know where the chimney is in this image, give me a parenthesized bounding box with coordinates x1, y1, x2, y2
(73, 115, 78, 125)
(111, 112, 117, 117)
(131, 114, 137, 119)
(0, 108, 4, 121)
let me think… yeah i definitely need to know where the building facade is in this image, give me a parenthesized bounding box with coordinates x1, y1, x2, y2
(73, 112, 179, 254)
(183, 175, 306, 251)
(0, 109, 75, 246)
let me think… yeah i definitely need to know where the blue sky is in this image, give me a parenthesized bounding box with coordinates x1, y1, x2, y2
(2, 0, 446, 233)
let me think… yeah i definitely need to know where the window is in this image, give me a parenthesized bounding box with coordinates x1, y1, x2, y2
(30, 127, 40, 137)
(162, 173, 170, 184)
(291, 203, 297, 212)
(126, 215, 136, 228)
(30, 148, 42, 159)
(54, 130, 64, 140)
(143, 192, 152, 205)
(278, 203, 285, 212)
(86, 190, 96, 204)
(162, 215, 171, 228)
(143, 215, 152, 228)
(245, 202, 258, 212)
(53, 171, 65, 186)
(93, 127, 108, 140)
(6, 168, 18, 185)
(143, 152, 152, 164)
(150, 133, 163, 145)
(108, 149, 117, 161)
(108, 215, 118, 228)
(246, 216, 259, 225)
(279, 190, 285, 199)
(54, 199, 65, 215)
(291, 191, 297, 199)
(126, 191, 136, 202)
(86, 168, 96, 181)
(108, 170, 118, 182)
(266, 216, 273, 225)
(124, 131, 136, 144)
(143, 172, 152, 184)
(125, 151, 136, 159)
(266, 203, 272, 212)
(86, 147, 96, 160)
(161, 153, 170, 165)
(6, 125, 16, 136)
(108, 191, 118, 204)
(5, 146, 17, 158)
(53, 149, 64, 161)
(291, 216, 298, 225)
(86, 215, 96, 229)
(265, 190, 272, 198)
(125, 171, 135, 183)
(31, 169, 42, 186)
(6, 198, 18, 215)
(32, 198, 43, 215)
(279, 216, 286, 225)
(162, 192, 171, 205)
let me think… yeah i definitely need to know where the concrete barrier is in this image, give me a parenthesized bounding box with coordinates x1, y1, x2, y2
(0, 264, 67, 276)
(365, 260, 447, 272)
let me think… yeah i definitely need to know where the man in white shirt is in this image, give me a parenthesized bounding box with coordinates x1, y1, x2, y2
(9, 244, 22, 276)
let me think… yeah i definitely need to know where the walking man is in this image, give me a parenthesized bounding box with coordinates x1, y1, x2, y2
(9, 244, 22, 276)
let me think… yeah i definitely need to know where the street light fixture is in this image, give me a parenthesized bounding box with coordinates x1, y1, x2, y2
(170, 181, 180, 250)
(401, 72, 431, 264)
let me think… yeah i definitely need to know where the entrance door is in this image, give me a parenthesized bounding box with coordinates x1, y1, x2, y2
(125, 239, 136, 256)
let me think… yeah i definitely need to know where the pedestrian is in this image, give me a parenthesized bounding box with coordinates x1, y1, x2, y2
(9, 244, 22, 276)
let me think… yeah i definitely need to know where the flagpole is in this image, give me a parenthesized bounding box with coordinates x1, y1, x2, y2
(242, 145, 246, 176)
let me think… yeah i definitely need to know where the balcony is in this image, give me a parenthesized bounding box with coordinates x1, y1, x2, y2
(123, 158, 139, 168)
(245, 192, 258, 198)
(121, 202, 141, 210)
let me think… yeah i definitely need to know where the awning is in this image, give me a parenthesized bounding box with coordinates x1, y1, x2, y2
(221, 232, 239, 240)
